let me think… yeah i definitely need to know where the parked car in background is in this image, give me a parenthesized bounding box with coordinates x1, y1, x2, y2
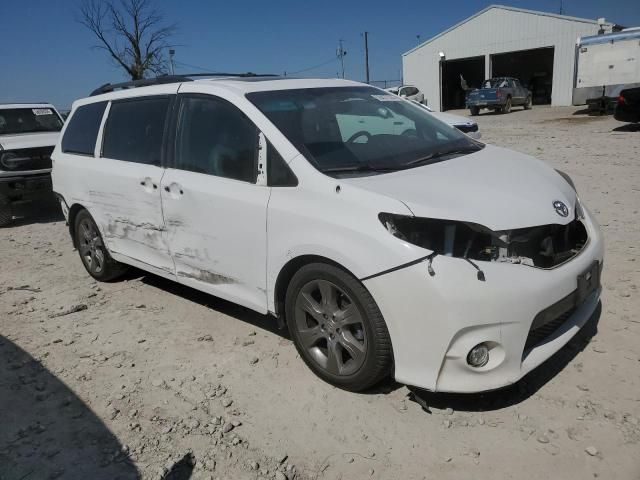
(53, 75, 602, 393)
(410, 100, 481, 139)
(385, 85, 425, 104)
(0, 103, 63, 226)
(614, 87, 640, 123)
(466, 77, 532, 115)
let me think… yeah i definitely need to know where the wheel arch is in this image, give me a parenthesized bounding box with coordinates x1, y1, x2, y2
(67, 202, 88, 248)
(273, 254, 360, 321)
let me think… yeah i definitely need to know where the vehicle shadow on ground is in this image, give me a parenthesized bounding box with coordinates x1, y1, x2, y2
(135, 271, 406, 396)
(612, 123, 640, 132)
(138, 271, 286, 338)
(4, 197, 64, 228)
(0, 335, 139, 479)
(408, 302, 602, 413)
(474, 107, 529, 117)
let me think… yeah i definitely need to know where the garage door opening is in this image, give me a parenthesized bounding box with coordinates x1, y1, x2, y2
(441, 56, 485, 111)
(491, 47, 555, 105)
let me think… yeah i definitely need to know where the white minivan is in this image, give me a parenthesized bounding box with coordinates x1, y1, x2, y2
(52, 75, 603, 393)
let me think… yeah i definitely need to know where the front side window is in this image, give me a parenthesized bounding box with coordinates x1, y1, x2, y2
(102, 97, 170, 165)
(61, 101, 107, 156)
(247, 87, 482, 177)
(175, 96, 258, 183)
(0, 107, 63, 135)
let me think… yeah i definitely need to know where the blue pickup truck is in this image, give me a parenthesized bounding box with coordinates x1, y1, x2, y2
(466, 77, 532, 116)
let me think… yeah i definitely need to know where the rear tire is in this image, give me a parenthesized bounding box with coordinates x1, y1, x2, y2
(0, 196, 12, 227)
(524, 96, 532, 110)
(470, 106, 480, 116)
(74, 209, 128, 281)
(285, 263, 392, 392)
(502, 97, 512, 114)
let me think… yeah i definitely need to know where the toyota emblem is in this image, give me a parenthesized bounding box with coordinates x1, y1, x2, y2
(553, 200, 569, 217)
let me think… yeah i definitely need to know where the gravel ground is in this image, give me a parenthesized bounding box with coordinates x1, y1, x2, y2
(1, 106, 639, 480)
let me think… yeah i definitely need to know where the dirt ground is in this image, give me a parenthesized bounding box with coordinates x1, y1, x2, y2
(1, 106, 639, 480)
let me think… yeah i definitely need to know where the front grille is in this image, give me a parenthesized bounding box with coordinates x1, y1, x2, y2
(456, 124, 479, 133)
(523, 261, 600, 354)
(524, 306, 576, 351)
(0, 146, 53, 172)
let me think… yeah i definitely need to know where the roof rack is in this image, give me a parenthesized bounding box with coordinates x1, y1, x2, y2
(89, 72, 279, 96)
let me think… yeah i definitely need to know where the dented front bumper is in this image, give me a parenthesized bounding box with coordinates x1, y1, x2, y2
(363, 207, 604, 393)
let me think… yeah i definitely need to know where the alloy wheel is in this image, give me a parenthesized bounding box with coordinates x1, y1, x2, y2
(293, 279, 367, 376)
(78, 218, 105, 275)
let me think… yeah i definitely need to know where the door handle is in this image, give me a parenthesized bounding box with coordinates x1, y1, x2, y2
(164, 185, 184, 195)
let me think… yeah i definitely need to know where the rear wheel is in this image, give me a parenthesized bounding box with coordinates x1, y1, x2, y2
(524, 96, 532, 110)
(285, 263, 392, 391)
(74, 209, 128, 281)
(502, 97, 512, 114)
(470, 106, 480, 116)
(0, 196, 12, 227)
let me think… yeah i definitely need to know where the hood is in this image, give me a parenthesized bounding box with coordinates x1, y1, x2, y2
(343, 145, 576, 231)
(429, 111, 475, 127)
(0, 132, 60, 151)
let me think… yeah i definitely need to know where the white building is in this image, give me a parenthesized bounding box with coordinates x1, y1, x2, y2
(403, 5, 621, 111)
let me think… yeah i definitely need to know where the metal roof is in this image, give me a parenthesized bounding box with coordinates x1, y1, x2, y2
(404, 4, 620, 56)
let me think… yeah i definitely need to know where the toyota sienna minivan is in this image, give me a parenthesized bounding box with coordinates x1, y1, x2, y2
(52, 75, 603, 393)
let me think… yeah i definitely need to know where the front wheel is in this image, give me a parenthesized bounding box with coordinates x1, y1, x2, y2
(470, 106, 480, 116)
(74, 209, 128, 281)
(524, 96, 532, 110)
(285, 263, 392, 391)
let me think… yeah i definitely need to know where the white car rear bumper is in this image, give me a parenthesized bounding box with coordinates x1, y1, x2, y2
(363, 208, 604, 393)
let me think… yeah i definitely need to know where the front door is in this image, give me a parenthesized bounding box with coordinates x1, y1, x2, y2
(161, 93, 270, 313)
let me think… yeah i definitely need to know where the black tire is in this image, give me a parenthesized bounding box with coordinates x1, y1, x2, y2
(285, 263, 392, 392)
(502, 97, 512, 114)
(524, 96, 532, 110)
(74, 209, 128, 281)
(470, 106, 480, 116)
(0, 196, 12, 227)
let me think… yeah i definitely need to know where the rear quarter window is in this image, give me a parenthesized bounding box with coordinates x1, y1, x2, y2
(61, 101, 108, 156)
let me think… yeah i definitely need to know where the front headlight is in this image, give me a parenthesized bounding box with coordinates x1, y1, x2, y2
(378, 213, 497, 258)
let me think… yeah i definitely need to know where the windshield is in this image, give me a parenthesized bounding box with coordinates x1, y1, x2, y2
(247, 87, 482, 177)
(0, 108, 63, 135)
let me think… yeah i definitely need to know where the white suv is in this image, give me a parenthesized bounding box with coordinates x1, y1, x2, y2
(52, 75, 603, 393)
(0, 103, 64, 225)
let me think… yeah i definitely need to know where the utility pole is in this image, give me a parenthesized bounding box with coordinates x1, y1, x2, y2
(416, 34, 421, 45)
(364, 32, 370, 84)
(169, 49, 176, 75)
(559, 0, 564, 14)
(337, 39, 347, 79)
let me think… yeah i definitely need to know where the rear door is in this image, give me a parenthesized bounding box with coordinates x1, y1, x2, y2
(161, 93, 270, 313)
(94, 94, 175, 277)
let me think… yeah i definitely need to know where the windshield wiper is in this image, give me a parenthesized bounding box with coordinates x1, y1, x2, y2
(321, 164, 399, 174)
(402, 145, 483, 168)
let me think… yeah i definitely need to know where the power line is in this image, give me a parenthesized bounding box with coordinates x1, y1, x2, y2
(286, 57, 338, 76)
(173, 60, 217, 72)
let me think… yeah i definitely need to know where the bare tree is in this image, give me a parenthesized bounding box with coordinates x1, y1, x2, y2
(79, 0, 177, 80)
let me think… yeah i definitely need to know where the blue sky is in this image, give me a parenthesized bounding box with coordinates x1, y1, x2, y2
(1, 0, 638, 109)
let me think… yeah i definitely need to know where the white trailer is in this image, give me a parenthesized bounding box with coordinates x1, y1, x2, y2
(573, 28, 640, 111)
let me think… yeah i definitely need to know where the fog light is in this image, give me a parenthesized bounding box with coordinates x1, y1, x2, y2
(467, 343, 490, 368)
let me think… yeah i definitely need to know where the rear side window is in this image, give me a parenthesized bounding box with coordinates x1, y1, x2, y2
(61, 101, 107, 155)
(102, 97, 170, 165)
(175, 95, 258, 183)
